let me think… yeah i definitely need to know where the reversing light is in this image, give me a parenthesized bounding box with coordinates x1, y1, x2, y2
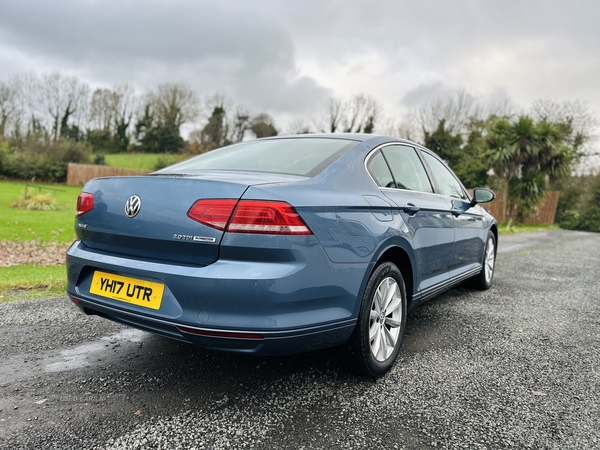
(76, 193, 94, 217)
(187, 199, 312, 235)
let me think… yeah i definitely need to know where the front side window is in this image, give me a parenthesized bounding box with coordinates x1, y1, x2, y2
(422, 152, 467, 199)
(380, 145, 433, 193)
(156, 138, 357, 177)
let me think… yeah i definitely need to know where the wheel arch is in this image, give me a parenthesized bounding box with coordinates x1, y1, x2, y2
(377, 246, 414, 306)
(490, 223, 498, 250)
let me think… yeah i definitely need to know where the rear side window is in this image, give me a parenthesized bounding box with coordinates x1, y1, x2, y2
(156, 138, 357, 177)
(422, 152, 467, 199)
(380, 145, 433, 193)
(367, 151, 395, 188)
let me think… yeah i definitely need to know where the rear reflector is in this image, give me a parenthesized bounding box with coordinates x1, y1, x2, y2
(178, 326, 263, 340)
(187, 199, 312, 235)
(70, 296, 80, 303)
(76, 193, 94, 217)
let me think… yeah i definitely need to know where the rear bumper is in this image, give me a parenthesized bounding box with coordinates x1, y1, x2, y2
(66, 238, 368, 355)
(71, 297, 355, 355)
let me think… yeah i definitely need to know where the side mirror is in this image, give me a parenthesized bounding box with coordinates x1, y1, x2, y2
(470, 188, 495, 206)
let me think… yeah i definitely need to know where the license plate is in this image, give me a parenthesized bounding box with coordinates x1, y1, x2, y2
(89, 271, 164, 310)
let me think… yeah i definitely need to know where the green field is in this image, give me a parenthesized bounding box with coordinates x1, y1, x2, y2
(104, 153, 189, 171)
(0, 181, 80, 242)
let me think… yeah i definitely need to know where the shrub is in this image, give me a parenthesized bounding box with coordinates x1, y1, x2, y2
(12, 190, 59, 210)
(93, 153, 106, 165)
(555, 174, 600, 232)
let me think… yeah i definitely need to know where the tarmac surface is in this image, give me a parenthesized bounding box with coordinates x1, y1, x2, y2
(1, 230, 599, 449)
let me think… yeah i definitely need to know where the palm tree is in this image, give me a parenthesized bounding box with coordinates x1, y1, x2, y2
(486, 116, 575, 223)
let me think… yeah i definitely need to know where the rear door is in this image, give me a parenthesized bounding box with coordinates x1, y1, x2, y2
(368, 144, 455, 292)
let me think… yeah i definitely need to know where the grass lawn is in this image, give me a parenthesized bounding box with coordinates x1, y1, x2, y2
(0, 180, 80, 242)
(104, 153, 189, 171)
(0, 180, 78, 299)
(498, 223, 560, 234)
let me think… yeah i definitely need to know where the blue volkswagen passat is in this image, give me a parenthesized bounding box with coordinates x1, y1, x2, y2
(67, 134, 497, 378)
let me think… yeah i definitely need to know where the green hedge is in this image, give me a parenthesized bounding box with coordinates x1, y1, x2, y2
(0, 136, 91, 182)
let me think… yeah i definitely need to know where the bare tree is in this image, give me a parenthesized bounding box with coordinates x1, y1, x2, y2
(324, 97, 343, 133)
(379, 115, 419, 141)
(531, 99, 598, 150)
(39, 72, 90, 140)
(150, 82, 199, 129)
(11, 72, 42, 136)
(88, 84, 136, 151)
(417, 89, 478, 135)
(318, 94, 381, 134)
(531, 99, 600, 174)
(0, 80, 17, 137)
(88, 84, 136, 132)
(286, 118, 312, 135)
(89, 88, 120, 132)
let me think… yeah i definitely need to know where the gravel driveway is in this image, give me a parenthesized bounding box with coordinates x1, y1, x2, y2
(1, 230, 599, 449)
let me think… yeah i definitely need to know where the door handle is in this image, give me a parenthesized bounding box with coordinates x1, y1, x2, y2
(403, 203, 420, 214)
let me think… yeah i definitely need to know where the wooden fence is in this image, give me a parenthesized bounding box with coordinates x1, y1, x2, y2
(67, 163, 150, 186)
(521, 191, 560, 225)
(469, 189, 560, 225)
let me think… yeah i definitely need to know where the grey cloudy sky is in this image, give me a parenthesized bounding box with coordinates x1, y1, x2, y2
(0, 0, 599, 132)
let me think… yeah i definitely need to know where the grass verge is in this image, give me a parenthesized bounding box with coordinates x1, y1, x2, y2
(498, 224, 560, 234)
(0, 264, 66, 302)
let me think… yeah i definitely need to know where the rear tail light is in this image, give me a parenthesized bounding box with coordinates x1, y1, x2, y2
(76, 193, 94, 217)
(187, 199, 312, 235)
(187, 199, 238, 230)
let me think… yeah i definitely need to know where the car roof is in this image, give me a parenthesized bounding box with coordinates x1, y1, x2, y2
(260, 133, 417, 146)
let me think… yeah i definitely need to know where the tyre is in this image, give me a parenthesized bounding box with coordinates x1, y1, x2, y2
(347, 261, 407, 378)
(471, 231, 496, 290)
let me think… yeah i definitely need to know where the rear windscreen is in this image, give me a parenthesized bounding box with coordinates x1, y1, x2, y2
(156, 138, 357, 177)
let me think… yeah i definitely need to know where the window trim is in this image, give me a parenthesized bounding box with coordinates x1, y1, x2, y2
(364, 143, 435, 194)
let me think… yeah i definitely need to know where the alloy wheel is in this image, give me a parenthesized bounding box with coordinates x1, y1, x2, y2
(369, 277, 403, 362)
(484, 238, 495, 283)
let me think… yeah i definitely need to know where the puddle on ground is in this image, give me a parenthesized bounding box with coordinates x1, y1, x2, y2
(44, 328, 146, 373)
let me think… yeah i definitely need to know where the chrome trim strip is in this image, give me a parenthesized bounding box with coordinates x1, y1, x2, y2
(413, 266, 482, 303)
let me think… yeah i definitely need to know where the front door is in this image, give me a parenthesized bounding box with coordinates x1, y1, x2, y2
(369, 144, 455, 292)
